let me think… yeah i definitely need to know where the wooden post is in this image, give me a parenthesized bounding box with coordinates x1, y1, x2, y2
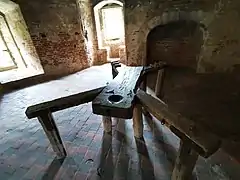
(155, 69, 165, 98)
(133, 104, 143, 138)
(102, 116, 112, 133)
(37, 111, 66, 158)
(140, 73, 152, 118)
(171, 140, 198, 180)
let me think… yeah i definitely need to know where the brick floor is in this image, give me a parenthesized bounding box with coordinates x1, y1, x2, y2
(0, 64, 240, 179)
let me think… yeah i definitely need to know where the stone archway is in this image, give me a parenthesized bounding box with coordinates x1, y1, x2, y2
(94, 0, 126, 62)
(94, 0, 124, 48)
(125, 10, 208, 70)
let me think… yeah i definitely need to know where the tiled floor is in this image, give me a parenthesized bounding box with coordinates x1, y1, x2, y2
(0, 64, 240, 180)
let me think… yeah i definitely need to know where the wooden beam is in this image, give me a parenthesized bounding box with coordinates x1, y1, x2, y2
(111, 61, 121, 79)
(38, 111, 66, 158)
(26, 87, 104, 119)
(141, 61, 167, 76)
(171, 140, 198, 180)
(134, 61, 167, 93)
(155, 69, 165, 98)
(92, 67, 143, 119)
(102, 116, 112, 133)
(133, 103, 143, 138)
(136, 89, 221, 158)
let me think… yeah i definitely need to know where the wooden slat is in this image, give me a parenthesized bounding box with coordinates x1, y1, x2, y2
(155, 69, 165, 98)
(38, 111, 67, 158)
(26, 87, 104, 119)
(136, 89, 221, 158)
(92, 66, 143, 119)
(171, 140, 199, 180)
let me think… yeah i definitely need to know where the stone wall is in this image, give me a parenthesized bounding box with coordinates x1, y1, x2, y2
(16, 0, 89, 76)
(125, 0, 240, 72)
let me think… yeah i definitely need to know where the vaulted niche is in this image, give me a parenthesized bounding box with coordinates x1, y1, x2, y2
(147, 21, 203, 69)
(146, 20, 204, 92)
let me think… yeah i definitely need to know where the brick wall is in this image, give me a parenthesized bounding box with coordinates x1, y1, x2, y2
(147, 21, 203, 69)
(125, 0, 240, 73)
(16, 0, 89, 76)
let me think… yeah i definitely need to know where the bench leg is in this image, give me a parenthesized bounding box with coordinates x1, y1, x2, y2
(38, 112, 67, 158)
(102, 116, 112, 133)
(171, 140, 198, 180)
(133, 104, 143, 138)
(155, 69, 165, 99)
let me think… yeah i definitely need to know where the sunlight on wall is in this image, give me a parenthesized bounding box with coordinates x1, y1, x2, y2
(0, 34, 15, 70)
(102, 7, 124, 41)
(0, 0, 44, 83)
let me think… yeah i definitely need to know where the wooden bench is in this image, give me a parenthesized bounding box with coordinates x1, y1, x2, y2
(92, 62, 167, 137)
(92, 62, 221, 180)
(25, 61, 221, 180)
(25, 87, 104, 158)
(136, 89, 221, 179)
(25, 62, 166, 158)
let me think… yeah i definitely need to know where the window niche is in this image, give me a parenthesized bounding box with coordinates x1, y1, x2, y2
(100, 4, 124, 44)
(94, 1, 125, 59)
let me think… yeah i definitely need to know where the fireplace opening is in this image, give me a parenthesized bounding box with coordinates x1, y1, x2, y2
(146, 20, 204, 94)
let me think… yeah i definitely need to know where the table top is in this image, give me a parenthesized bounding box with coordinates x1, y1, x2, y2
(92, 66, 143, 119)
(158, 68, 240, 140)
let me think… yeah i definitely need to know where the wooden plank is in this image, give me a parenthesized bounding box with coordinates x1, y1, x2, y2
(92, 66, 143, 119)
(136, 89, 221, 158)
(102, 116, 112, 133)
(171, 140, 198, 180)
(38, 111, 67, 158)
(155, 69, 165, 98)
(133, 103, 143, 138)
(111, 61, 121, 79)
(26, 87, 104, 119)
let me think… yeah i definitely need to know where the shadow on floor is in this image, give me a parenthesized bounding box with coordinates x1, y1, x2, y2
(144, 113, 198, 180)
(41, 157, 65, 180)
(96, 131, 114, 180)
(135, 137, 156, 180)
(144, 114, 177, 167)
(112, 119, 130, 180)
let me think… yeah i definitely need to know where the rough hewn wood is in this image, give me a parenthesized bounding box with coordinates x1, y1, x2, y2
(92, 66, 143, 119)
(135, 61, 167, 92)
(38, 111, 67, 158)
(111, 61, 121, 79)
(171, 140, 198, 180)
(26, 87, 104, 118)
(102, 116, 112, 133)
(136, 89, 221, 158)
(155, 69, 165, 98)
(133, 104, 143, 138)
(141, 61, 167, 77)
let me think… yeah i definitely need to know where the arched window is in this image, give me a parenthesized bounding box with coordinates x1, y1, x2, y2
(94, 1, 124, 48)
(101, 4, 124, 42)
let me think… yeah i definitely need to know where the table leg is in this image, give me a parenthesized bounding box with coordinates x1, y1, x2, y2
(155, 69, 165, 99)
(133, 104, 143, 138)
(171, 140, 198, 180)
(102, 116, 112, 133)
(37, 112, 67, 158)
